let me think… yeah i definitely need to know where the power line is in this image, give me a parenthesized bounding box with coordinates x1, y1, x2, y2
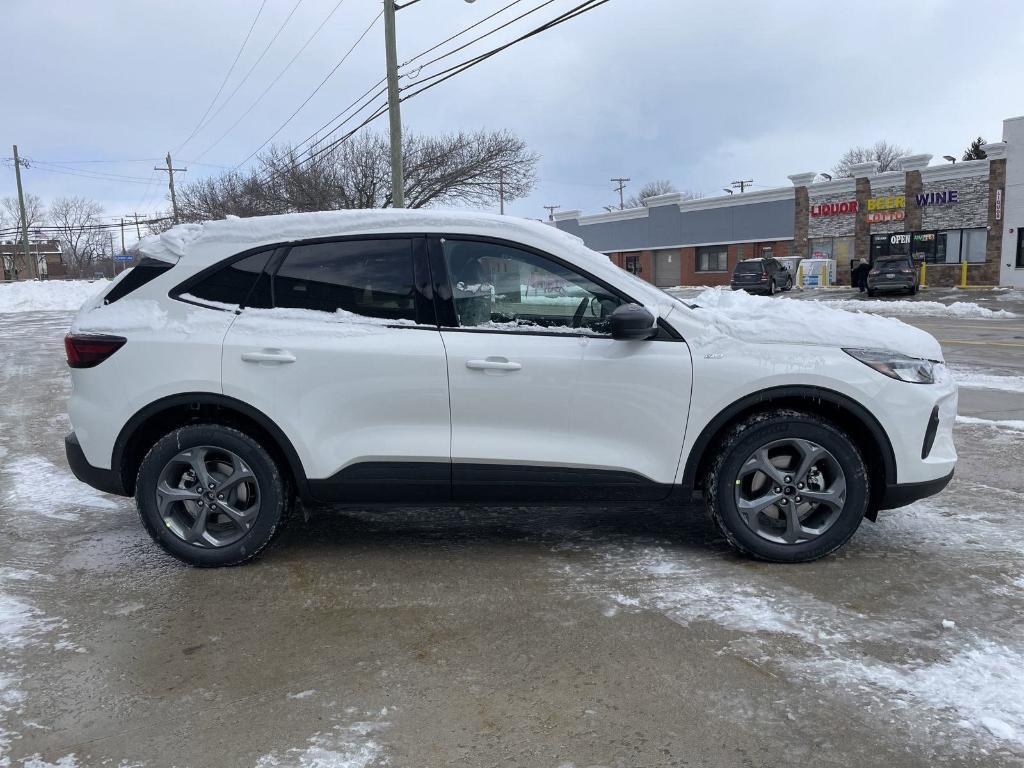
(231, 9, 383, 171)
(192, 0, 349, 162)
(173, 0, 268, 155)
(185, 0, 306, 152)
(400, 0, 527, 68)
(20, 163, 154, 185)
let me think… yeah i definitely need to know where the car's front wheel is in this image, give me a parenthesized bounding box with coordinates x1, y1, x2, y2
(136, 424, 291, 566)
(705, 409, 869, 563)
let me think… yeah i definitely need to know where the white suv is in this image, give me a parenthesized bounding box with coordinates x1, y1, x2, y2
(65, 210, 957, 566)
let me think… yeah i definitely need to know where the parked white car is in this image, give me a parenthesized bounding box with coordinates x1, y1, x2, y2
(65, 210, 957, 566)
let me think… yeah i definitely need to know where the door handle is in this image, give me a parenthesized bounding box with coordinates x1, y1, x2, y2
(466, 358, 522, 372)
(241, 350, 296, 364)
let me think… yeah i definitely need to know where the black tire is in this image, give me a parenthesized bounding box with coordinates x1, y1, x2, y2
(135, 424, 292, 567)
(782, 277, 793, 291)
(909, 285, 918, 295)
(705, 409, 870, 563)
(867, 289, 876, 297)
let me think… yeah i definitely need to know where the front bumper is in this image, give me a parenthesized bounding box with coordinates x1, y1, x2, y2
(65, 431, 126, 496)
(879, 469, 954, 510)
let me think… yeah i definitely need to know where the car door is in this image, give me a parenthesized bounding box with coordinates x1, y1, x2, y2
(431, 236, 692, 502)
(220, 236, 452, 502)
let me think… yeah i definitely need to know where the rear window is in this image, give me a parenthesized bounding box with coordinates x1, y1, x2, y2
(876, 258, 912, 269)
(273, 239, 416, 321)
(734, 261, 764, 273)
(184, 249, 275, 308)
(103, 258, 173, 304)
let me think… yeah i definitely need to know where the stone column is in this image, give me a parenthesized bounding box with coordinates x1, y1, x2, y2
(898, 154, 932, 233)
(788, 172, 816, 259)
(848, 162, 878, 262)
(982, 142, 1008, 285)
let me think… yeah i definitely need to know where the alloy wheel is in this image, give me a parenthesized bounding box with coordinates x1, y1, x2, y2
(733, 438, 847, 545)
(155, 446, 261, 548)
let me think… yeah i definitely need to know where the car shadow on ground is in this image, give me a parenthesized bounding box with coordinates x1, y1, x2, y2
(270, 500, 729, 558)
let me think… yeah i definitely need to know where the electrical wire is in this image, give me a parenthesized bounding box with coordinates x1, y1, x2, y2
(191, 0, 349, 162)
(230, 9, 383, 171)
(174, 0, 268, 155)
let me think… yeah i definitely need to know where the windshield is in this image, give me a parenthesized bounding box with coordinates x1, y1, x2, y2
(876, 257, 912, 269)
(734, 261, 764, 273)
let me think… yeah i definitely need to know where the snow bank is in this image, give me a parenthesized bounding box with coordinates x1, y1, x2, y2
(956, 415, 1024, 431)
(815, 297, 1016, 319)
(951, 368, 1024, 394)
(0, 279, 109, 313)
(686, 287, 943, 359)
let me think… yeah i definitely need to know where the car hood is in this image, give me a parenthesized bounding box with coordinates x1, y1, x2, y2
(675, 288, 943, 361)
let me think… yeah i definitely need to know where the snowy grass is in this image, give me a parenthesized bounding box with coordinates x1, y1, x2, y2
(814, 297, 1016, 319)
(0, 280, 108, 313)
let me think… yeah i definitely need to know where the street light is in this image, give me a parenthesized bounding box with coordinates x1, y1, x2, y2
(943, 155, 957, 164)
(722, 188, 733, 195)
(386, 0, 478, 207)
(820, 172, 832, 181)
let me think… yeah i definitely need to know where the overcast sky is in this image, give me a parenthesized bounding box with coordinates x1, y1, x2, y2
(4, 0, 1023, 236)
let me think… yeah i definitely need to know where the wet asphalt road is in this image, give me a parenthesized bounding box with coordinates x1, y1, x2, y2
(1, 292, 1023, 768)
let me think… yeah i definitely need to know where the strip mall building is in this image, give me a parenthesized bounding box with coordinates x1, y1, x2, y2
(551, 115, 1024, 289)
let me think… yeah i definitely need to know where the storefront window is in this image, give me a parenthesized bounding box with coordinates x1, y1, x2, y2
(808, 238, 833, 259)
(963, 228, 987, 263)
(624, 254, 641, 275)
(833, 236, 854, 271)
(1017, 230, 1024, 268)
(696, 246, 728, 272)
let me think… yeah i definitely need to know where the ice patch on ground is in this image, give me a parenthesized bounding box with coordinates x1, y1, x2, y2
(807, 641, 1024, 748)
(683, 287, 942, 359)
(3, 456, 120, 521)
(255, 719, 388, 768)
(956, 415, 1024, 432)
(0, 280, 109, 314)
(815, 298, 1016, 319)
(287, 690, 317, 700)
(951, 368, 1024, 394)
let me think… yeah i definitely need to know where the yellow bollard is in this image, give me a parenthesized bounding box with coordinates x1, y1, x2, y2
(920, 262, 927, 288)
(960, 260, 968, 288)
(796, 263, 803, 288)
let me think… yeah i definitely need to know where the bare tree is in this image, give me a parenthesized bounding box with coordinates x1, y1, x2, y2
(625, 180, 702, 208)
(49, 196, 105, 277)
(1, 193, 46, 233)
(178, 128, 538, 221)
(832, 141, 911, 177)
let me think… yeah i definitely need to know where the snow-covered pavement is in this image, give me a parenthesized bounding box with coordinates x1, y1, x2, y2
(1, 302, 1023, 766)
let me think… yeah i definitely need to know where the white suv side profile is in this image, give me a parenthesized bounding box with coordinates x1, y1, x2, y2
(65, 210, 957, 566)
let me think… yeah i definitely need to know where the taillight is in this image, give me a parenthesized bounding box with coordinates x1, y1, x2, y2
(64, 334, 126, 368)
(760, 273, 768, 281)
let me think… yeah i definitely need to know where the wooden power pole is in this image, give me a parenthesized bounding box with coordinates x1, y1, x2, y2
(611, 177, 630, 210)
(543, 204, 561, 221)
(12, 145, 34, 279)
(155, 152, 187, 223)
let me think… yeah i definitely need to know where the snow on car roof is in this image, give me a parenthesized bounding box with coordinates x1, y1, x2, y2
(138, 209, 588, 264)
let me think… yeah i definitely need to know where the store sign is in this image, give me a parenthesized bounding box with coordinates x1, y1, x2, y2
(866, 210, 905, 223)
(810, 200, 857, 216)
(890, 233, 911, 245)
(915, 190, 959, 206)
(995, 189, 1002, 221)
(866, 195, 905, 211)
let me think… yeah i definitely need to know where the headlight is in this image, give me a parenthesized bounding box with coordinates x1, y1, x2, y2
(843, 348, 936, 384)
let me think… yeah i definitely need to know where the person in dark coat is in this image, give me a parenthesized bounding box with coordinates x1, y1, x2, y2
(851, 259, 870, 292)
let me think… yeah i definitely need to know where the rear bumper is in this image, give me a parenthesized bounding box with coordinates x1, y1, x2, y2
(65, 431, 126, 496)
(879, 470, 953, 510)
(868, 279, 915, 291)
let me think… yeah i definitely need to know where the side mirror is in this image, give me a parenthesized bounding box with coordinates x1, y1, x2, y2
(609, 303, 657, 340)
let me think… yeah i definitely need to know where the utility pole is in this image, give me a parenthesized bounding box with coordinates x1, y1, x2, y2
(155, 152, 187, 224)
(120, 218, 126, 255)
(12, 145, 34, 280)
(731, 179, 753, 193)
(383, 0, 405, 208)
(498, 169, 505, 215)
(611, 177, 630, 209)
(127, 212, 142, 240)
(109, 233, 116, 277)
(543, 204, 560, 220)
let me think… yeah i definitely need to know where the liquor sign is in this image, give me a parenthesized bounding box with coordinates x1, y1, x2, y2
(810, 200, 857, 216)
(995, 189, 1002, 221)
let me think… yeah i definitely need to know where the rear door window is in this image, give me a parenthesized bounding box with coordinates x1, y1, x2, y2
(184, 250, 275, 308)
(734, 261, 764, 273)
(273, 239, 417, 322)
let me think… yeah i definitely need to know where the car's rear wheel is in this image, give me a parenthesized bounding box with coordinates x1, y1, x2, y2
(705, 409, 870, 563)
(136, 424, 291, 566)
(783, 276, 793, 291)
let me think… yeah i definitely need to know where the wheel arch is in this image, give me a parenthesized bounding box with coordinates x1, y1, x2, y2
(682, 386, 896, 518)
(112, 393, 310, 499)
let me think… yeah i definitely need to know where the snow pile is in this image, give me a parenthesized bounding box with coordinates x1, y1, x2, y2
(951, 368, 1024, 394)
(686, 287, 943, 359)
(231, 306, 417, 338)
(4, 456, 120, 521)
(70, 299, 168, 334)
(0, 280, 109, 313)
(956, 415, 1024, 431)
(815, 297, 1016, 319)
(255, 720, 388, 768)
